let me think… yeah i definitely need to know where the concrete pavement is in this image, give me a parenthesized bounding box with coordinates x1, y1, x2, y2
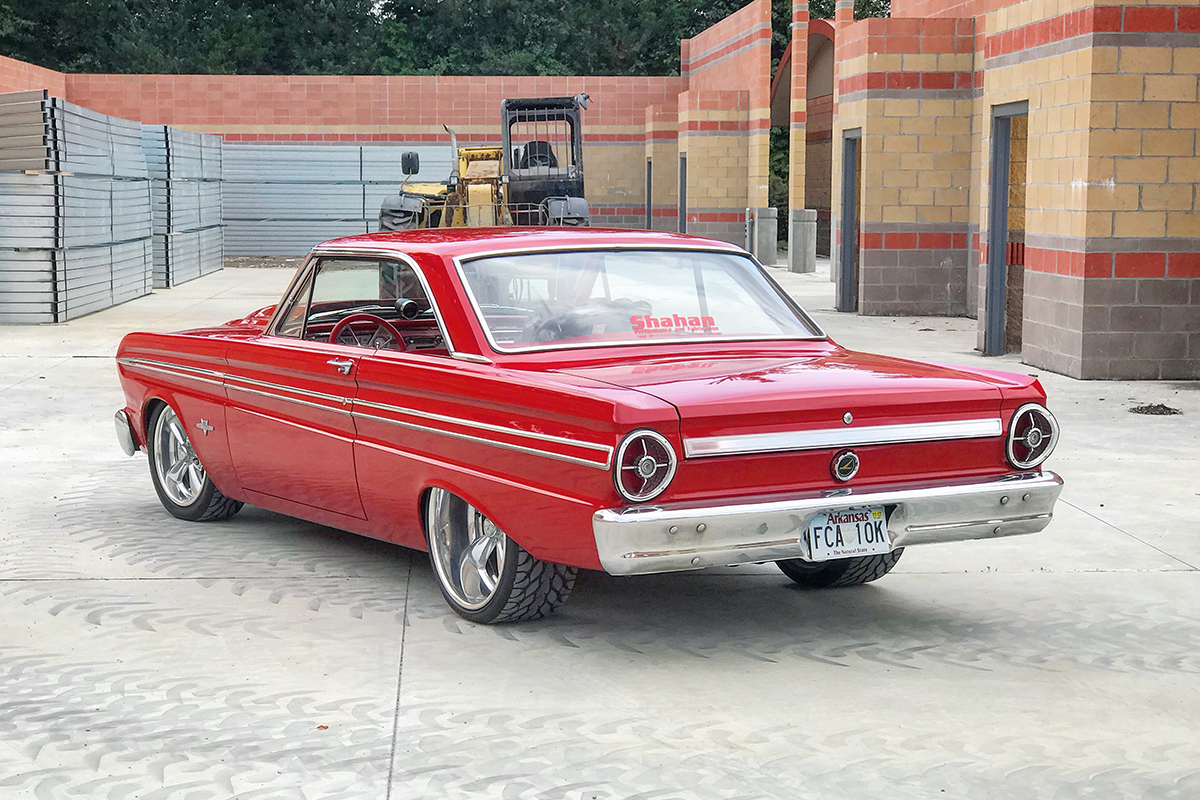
(0, 264, 1197, 799)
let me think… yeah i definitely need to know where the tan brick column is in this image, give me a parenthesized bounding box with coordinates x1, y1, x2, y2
(644, 104, 679, 232)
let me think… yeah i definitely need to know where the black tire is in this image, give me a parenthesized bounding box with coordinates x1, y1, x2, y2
(776, 548, 904, 589)
(146, 403, 243, 523)
(425, 489, 577, 624)
(482, 542, 578, 624)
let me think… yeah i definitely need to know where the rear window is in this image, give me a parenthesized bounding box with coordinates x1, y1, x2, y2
(457, 249, 821, 352)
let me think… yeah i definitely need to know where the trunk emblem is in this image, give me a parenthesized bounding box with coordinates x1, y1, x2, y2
(832, 449, 860, 482)
(843, 412, 853, 424)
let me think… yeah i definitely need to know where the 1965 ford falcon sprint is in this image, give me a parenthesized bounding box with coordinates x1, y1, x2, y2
(115, 228, 1063, 623)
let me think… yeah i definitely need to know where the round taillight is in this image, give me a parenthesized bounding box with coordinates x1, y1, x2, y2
(614, 430, 677, 503)
(1006, 403, 1059, 469)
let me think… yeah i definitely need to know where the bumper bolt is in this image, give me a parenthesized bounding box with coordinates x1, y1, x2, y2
(1000, 495, 1009, 505)
(696, 523, 707, 533)
(1022, 493, 1030, 502)
(668, 525, 679, 535)
(993, 526, 1001, 534)
(691, 557, 701, 566)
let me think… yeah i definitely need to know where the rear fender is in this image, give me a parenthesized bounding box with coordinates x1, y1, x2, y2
(416, 474, 603, 571)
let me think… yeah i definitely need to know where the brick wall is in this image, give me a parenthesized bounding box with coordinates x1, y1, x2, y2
(677, 90, 752, 243)
(833, 17, 976, 315)
(807, 92, 834, 253)
(62, 73, 684, 217)
(644, 104, 680, 231)
(979, 2, 1200, 379)
(0, 55, 66, 96)
(681, 0, 772, 209)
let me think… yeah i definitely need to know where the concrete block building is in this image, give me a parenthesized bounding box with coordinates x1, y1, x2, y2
(1, 0, 1197, 379)
(813, 0, 1200, 379)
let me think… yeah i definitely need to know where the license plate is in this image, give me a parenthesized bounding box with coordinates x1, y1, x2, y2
(807, 507, 891, 562)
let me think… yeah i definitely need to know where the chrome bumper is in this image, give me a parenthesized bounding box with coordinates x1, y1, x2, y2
(115, 410, 138, 456)
(592, 471, 1063, 575)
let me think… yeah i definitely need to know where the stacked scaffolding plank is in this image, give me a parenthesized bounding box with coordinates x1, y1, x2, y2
(0, 90, 153, 323)
(141, 126, 223, 287)
(222, 143, 453, 255)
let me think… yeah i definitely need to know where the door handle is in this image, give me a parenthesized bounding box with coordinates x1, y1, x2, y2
(326, 358, 354, 375)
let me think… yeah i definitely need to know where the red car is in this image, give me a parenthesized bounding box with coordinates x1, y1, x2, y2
(115, 228, 1063, 623)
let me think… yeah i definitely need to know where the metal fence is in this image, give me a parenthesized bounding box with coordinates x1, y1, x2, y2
(0, 90, 154, 323)
(222, 143, 454, 255)
(1, 94, 470, 320)
(142, 125, 223, 287)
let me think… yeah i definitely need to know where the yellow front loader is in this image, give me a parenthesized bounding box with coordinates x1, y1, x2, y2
(379, 95, 592, 230)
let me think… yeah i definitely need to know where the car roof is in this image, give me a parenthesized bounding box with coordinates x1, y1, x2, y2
(313, 227, 748, 259)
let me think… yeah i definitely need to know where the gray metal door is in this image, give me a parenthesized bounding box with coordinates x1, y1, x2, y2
(985, 101, 1028, 356)
(837, 131, 861, 312)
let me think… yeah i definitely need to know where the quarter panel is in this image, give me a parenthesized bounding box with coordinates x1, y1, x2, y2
(352, 351, 675, 567)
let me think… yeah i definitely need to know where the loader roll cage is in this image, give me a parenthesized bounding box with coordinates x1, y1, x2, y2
(502, 95, 588, 224)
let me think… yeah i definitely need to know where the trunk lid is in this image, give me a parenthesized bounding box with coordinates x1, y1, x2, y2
(557, 349, 1005, 448)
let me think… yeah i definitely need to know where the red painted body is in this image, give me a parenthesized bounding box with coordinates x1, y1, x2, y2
(116, 228, 1049, 571)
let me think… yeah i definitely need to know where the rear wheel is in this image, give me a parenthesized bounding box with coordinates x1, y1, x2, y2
(776, 549, 904, 589)
(424, 488, 577, 624)
(147, 403, 243, 522)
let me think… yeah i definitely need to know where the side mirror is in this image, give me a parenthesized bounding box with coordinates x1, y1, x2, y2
(401, 151, 420, 176)
(394, 298, 420, 320)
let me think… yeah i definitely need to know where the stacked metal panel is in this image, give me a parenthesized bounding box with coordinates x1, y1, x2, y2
(222, 143, 454, 255)
(142, 126, 224, 287)
(0, 90, 154, 323)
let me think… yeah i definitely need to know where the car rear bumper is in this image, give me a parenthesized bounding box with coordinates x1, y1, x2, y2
(592, 471, 1063, 575)
(115, 409, 139, 456)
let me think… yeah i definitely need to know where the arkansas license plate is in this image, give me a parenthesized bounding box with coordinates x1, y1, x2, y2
(808, 507, 891, 562)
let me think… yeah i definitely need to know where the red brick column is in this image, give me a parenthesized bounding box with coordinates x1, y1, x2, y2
(788, 1, 810, 212)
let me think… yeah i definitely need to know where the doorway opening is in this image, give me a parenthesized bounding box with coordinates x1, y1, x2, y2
(837, 129, 862, 312)
(985, 102, 1029, 356)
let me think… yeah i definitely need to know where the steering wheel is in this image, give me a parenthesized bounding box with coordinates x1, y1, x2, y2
(328, 313, 407, 350)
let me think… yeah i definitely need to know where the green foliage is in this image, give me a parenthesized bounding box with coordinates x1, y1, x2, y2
(809, 0, 892, 20)
(2, 0, 386, 74)
(769, 126, 790, 241)
(0, 0, 889, 76)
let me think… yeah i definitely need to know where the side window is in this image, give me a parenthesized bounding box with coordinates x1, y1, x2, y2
(284, 257, 445, 352)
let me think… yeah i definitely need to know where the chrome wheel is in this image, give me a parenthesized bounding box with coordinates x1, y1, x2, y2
(426, 488, 508, 611)
(151, 405, 206, 507)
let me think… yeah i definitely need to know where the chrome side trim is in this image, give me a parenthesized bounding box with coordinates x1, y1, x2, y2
(355, 398, 614, 459)
(116, 357, 226, 388)
(451, 352, 494, 364)
(120, 355, 614, 469)
(684, 417, 1004, 458)
(353, 409, 610, 470)
(223, 372, 351, 406)
(227, 383, 353, 416)
(592, 470, 1063, 575)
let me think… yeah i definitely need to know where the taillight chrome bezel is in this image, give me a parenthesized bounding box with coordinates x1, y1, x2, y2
(614, 429, 678, 503)
(1006, 403, 1059, 470)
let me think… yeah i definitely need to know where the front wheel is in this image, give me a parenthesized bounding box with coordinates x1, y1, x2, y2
(776, 549, 904, 589)
(424, 488, 577, 624)
(147, 403, 243, 522)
